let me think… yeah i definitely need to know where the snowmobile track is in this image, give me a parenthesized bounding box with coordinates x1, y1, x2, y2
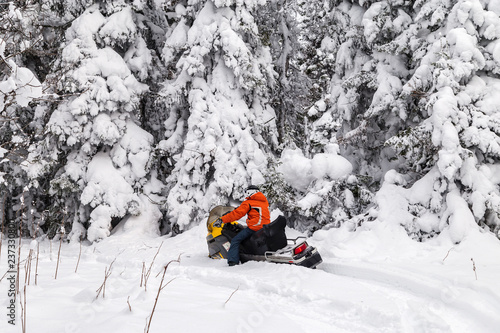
(319, 260, 500, 332)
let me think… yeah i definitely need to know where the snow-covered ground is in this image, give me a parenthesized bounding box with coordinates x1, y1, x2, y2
(1, 215, 500, 333)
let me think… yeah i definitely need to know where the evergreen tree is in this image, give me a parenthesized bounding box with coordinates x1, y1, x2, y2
(386, 0, 500, 240)
(26, 1, 165, 241)
(303, 0, 500, 240)
(157, 0, 278, 233)
(0, 1, 45, 236)
(266, 0, 376, 231)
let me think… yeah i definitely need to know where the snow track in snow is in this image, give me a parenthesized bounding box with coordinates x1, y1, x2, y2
(170, 253, 499, 333)
(319, 260, 500, 333)
(172, 260, 407, 332)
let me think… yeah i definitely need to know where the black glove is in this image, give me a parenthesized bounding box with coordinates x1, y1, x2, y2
(213, 218, 223, 228)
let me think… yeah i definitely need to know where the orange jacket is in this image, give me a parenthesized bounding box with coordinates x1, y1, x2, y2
(220, 192, 271, 231)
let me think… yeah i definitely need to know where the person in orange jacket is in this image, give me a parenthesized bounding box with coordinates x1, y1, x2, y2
(214, 185, 271, 266)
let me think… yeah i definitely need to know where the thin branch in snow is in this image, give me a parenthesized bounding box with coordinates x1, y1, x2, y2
(75, 237, 82, 273)
(54, 212, 67, 280)
(471, 258, 477, 280)
(0, 54, 12, 71)
(0, 268, 9, 282)
(143, 242, 163, 291)
(140, 262, 145, 287)
(442, 248, 454, 262)
(95, 258, 116, 299)
(144, 255, 181, 333)
(224, 286, 239, 307)
(20, 285, 26, 333)
(35, 240, 39, 285)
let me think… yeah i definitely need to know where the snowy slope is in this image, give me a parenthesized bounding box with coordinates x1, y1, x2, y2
(2, 218, 500, 333)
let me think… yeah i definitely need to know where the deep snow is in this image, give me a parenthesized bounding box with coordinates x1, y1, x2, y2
(2, 213, 500, 333)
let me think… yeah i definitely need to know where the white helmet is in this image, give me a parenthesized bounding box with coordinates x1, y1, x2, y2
(245, 185, 259, 198)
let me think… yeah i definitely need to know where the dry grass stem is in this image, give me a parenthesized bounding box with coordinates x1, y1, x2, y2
(142, 242, 163, 291)
(140, 262, 145, 287)
(35, 241, 39, 285)
(0, 268, 9, 282)
(54, 212, 66, 280)
(471, 258, 478, 280)
(25, 249, 33, 285)
(23, 285, 27, 333)
(224, 286, 239, 306)
(20, 285, 27, 333)
(95, 258, 116, 299)
(144, 255, 181, 333)
(17, 191, 26, 294)
(75, 238, 82, 273)
(442, 247, 453, 262)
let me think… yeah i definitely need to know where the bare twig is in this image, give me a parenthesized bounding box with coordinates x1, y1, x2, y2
(5, 37, 43, 61)
(20, 285, 27, 333)
(442, 247, 454, 262)
(0, 53, 13, 71)
(144, 255, 181, 333)
(127, 296, 132, 312)
(471, 258, 477, 280)
(25, 217, 38, 286)
(160, 277, 177, 291)
(75, 237, 82, 273)
(17, 190, 26, 294)
(33, 216, 42, 286)
(24, 249, 33, 285)
(142, 193, 167, 206)
(140, 262, 145, 287)
(33, 88, 89, 102)
(224, 286, 239, 306)
(35, 241, 39, 285)
(142, 242, 163, 291)
(0, 268, 9, 282)
(95, 258, 116, 299)
(54, 215, 66, 280)
(23, 285, 27, 333)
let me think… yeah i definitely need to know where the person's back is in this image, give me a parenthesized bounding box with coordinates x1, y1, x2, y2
(221, 190, 270, 230)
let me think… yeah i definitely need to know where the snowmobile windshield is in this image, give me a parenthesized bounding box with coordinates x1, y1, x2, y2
(206, 205, 235, 229)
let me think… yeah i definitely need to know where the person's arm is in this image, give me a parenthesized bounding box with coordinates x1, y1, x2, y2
(220, 202, 250, 223)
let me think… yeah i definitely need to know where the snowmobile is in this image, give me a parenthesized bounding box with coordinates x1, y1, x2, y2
(206, 206, 322, 269)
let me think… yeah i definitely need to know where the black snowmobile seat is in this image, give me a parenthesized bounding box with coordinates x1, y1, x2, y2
(263, 215, 288, 251)
(240, 215, 288, 256)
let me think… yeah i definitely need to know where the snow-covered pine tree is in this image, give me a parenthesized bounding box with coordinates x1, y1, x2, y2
(157, 0, 278, 233)
(262, 0, 377, 232)
(304, 0, 500, 240)
(250, 0, 311, 225)
(253, 0, 311, 148)
(385, 0, 500, 241)
(26, 1, 166, 242)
